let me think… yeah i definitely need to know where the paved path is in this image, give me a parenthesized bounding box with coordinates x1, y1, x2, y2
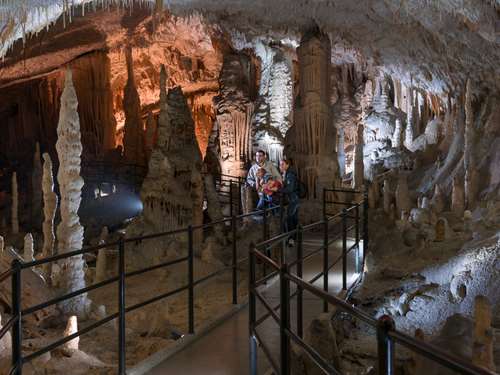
(149, 232, 361, 375)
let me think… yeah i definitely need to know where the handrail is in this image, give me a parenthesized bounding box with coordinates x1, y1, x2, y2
(0, 172, 279, 375)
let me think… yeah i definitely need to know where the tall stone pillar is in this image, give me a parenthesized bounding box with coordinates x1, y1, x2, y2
(287, 28, 339, 199)
(122, 45, 145, 166)
(464, 79, 477, 209)
(353, 123, 364, 190)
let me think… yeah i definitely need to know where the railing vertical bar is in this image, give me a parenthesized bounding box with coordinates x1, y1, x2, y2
(296, 225, 303, 338)
(262, 206, 268, 279)
(11, 260, 22, 375)
(342, 208, 347, 290)
(188, 225, 195, 334)
(363, 192, 369, 274)
(377, 315, 396, 375)
(229, 180, 234, 218)
(238, 180, 242, 215)
(355, 203, 360, 274)
(118, 238, 126, 375)
(232, 215, 238, 305)
(249, 243, 257, 375)
(279, 263, 291, 375)
(323, 217, 329, 313)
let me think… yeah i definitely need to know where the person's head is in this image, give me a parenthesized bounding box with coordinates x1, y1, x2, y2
(256, 168, 267, 178)
(255, 149, 266, 164)
(280, 158, 292, 173)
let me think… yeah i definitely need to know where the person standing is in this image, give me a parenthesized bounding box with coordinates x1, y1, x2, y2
(246, 150, 281, 190)
(279, 158, 299, 246)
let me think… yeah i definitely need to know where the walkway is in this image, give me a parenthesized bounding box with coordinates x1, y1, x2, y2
(148, 231, 360, 374)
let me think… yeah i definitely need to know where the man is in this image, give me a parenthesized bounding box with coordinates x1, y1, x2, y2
(246, 150, 281, 189)
(279, 158, 299, 246)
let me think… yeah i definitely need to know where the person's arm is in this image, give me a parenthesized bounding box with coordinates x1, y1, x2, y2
(246, 166, 256, 187)
(268, 162, 282, 182)
(281, 172, 298, 194)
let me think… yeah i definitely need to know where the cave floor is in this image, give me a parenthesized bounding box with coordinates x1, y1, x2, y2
(148, 234, 360, 374)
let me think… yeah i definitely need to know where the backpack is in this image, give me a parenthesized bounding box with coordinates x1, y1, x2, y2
(297, 180, 307, 199)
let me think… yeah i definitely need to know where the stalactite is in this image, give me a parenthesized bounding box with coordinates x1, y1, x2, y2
(55, 69, 90, 317)
(11, 172, 19, 235)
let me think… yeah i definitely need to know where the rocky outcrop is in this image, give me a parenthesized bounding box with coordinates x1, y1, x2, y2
(55, 69, 90, 317)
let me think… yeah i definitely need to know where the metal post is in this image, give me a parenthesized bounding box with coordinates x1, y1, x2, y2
(262, 206, 268, 279)
(249, 243, 257, 375)
(188, 225, 194, 334)
(279, 264, 291, 375)
(238, 180, 242, 215)
(296, 225, 303, 338)
(342, 208, 347, 290)
(118, 238, 126, 374)
(11, 259, 22, 375)
(229, 181, 234, 218)
(322, 217, 329, 313)
(377, 315, 396, 375)
(231, 214, 238, 305)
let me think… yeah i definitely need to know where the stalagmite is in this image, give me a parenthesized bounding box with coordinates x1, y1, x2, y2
(353, 123, 364, 189)
(472, 296, 495, 371)
(392, 119, 402, 149)
(0, 314, 12, 356)
(23, 233, 35, 262)
(464, 79, 478, 209)
(95, 240, 107, 283)
(63, 316, 79, 352)
(11, 172, 19, 234)
(157, 65, 170, 151)
(0, 236, 3, 255)
(337, 126, 346, 177)
(405, 90, 414, 149)
(395, 173, 411, 215)
(144, 111, 156, 161)
(41, 153, 58, 270)
(55, 69, 90, 317)
(32, 142, 43, 229)
(122, 45, 145, 166)
(431, 184, 445, 213)
(203, 172, 225, 244)
(288, 28, 339, 199)
(452, 175, 465, 217)
(383, 179, 391, 214)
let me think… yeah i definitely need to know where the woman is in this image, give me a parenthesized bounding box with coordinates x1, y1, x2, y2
(279, 158, 299, 246)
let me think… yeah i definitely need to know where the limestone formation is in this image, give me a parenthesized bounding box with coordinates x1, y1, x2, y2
(41, 153, 58, 272)
(95, 240, 107, 283)
(464, 79, 477, 209)
(287, 28, 339, 199)
(55, 69, 90, 316)
(122, 45, 145, 166)
(0, 235, 3, 255)
(337, 126, 346, 177)
(430, 184, 445, 214)
(0, 313, 12, 356)
(395, 173, 411, 215)
(11, 171, 19, 234)
(203, 172, 225, 244)
(214, 53, 254, 177)
(472, 296, 495, 371)
(144, 111, 156, 162)
(63, 315, 79, 352)
(383, 178, 391, 214)
(158, 65, 170, 151)
(392, 119, 402, 149)
(452, 175, 465, 217)
(23, 233, 35, 262)
(32, 142, 43, 229)
(353, 123, 364, 189)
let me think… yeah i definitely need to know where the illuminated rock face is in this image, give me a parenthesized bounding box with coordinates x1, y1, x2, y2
(287, 29, 339, 199)
(214, 54, 255, 178)
(55, 69, 90, 317)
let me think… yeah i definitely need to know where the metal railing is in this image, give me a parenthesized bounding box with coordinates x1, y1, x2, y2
(250, 189, 497, 375)
(0, 195, 281, 374)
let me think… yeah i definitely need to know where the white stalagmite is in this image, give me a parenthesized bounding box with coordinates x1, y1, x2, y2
(392, 119, 402, 149)
(63, 315, 79, 352)
(11, 172, 19, 234)
(23, 233, 35, 262)
(55, 69, 90, 317)
(352, 123, 364, 189)
(41, 153, 58, 262)
(464, 79, 477, 209)
(32, 142, 43, 229)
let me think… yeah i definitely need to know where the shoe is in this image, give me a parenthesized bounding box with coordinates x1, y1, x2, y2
(287, 239, 295, 247)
